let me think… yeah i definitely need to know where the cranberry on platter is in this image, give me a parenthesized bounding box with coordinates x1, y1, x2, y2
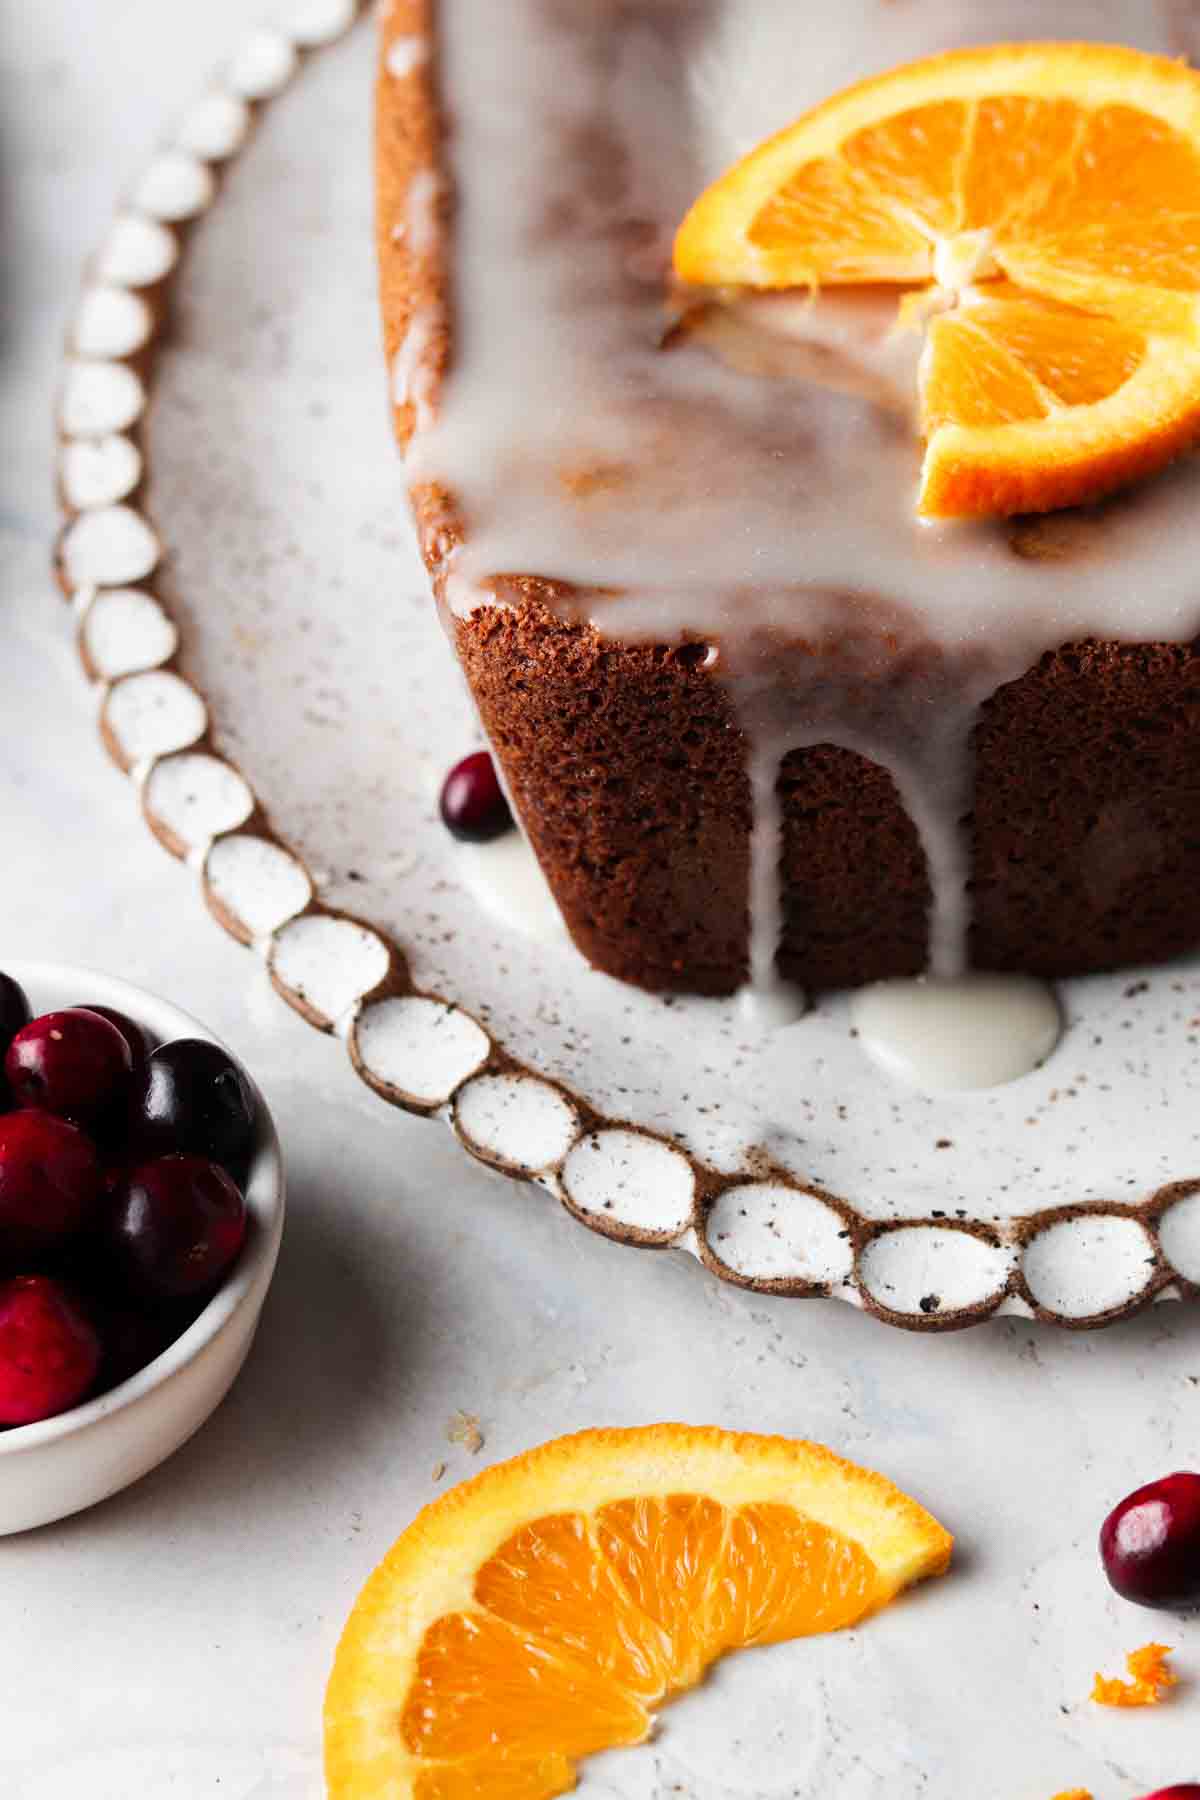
(1134, 1788, 1200, 1799)
(127, 1039, 256, 1169)
(5, 1007, 132, 1121)
(0, 1275, 101, 1426)
(439, 749, 513, 843)
(1100, 1471, 1200, 1610)
(0, 1110, 100, 1259)
(104, 1155, 247, 1301)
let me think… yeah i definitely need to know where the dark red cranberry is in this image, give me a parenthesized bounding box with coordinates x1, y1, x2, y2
(127, 1039, 256, 1168)
(5, 1008, 133, 1120)
(78, 1005, 151, 1068)
(0, 1111, 101, 1259)
(0, 973, 31, 1099)
(0, 1275, 101, 1426)
(1100, 1472, 1200, 1610)
(104, 1155, 246, 1300)
(92, 1296, 204, 1394)
(1134, 1788, 1200, 1799)
(439, 750, 513, 843)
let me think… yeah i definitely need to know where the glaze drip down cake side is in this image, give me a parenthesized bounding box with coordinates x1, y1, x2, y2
(376, 0, 1200, 1006)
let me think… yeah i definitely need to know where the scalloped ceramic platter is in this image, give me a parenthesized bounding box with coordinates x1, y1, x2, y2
(54, 3, 1200, 1331)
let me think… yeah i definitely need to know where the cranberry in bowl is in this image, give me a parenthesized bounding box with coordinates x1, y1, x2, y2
(0, 961, 283, 1534)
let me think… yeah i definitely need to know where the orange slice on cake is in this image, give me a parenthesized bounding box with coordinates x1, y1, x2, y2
(674, 42, 1200, 518)
(324, 1424, 952, 1799)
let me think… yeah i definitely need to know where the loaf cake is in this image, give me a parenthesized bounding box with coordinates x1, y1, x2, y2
(376, 0, 1200, 1003)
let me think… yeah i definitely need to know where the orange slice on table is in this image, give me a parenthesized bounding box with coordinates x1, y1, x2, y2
(674, 43, 1200, 518)
(324, 1424, 952, 1799)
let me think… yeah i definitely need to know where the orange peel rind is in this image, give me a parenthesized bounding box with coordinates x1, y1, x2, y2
(324, 1425, 952, 1799)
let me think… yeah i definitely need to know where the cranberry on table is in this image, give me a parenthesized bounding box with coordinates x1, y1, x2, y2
(0, 1111, 101, 1259)
(1100, 1471, 1200, 1610)
(0, 1275, 101, 1426)
(5, 1007, 133, 1120)
(127, 1039, 256, 1167)
(78, 1004, 151, 1068)
(439, 750, 513, 843)
(104, 1154, 247, 1300)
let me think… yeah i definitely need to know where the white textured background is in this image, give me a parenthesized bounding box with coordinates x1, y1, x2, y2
(2, 3, 1200, 1796)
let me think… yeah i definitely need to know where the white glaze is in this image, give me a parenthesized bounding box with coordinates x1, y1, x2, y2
(175, 89, 251, 160)
(385, 34, 427, 79)
(80, 586, 178, 680)
(409, 0, 1200, 1034)
(72, 285, 153, 358)
(282, 0, 359, 47)
(455, 829, 566, 942)
(94, 213, 177, 287)
(131, 150, 215, 223)
(59, 434, 142, 511)
(850, 972, 1062, 1092)
(227, 28, 298, 99)
(60, 504, 159, 588)
(59, 360, 144, 437)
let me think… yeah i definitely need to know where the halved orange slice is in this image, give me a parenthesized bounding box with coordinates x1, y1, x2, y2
(324, 1424, 952, 1799)
(674, 43, 1200, 518)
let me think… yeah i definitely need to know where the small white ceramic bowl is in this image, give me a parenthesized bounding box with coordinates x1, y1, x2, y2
(0, 960, 284, 1534)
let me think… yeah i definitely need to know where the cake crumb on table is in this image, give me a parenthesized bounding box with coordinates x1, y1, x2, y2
(447, 1410, 484, 1455)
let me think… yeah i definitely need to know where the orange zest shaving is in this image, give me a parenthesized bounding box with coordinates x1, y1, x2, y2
(673, 43, 1200, 519)
(1090, 1641, 1178, 1707)
(1049, 1790, 1092, 1800)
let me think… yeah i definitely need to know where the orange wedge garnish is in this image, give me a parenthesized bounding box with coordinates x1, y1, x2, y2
(674, 43, 1200, 518)
(324, 1424, 952, 1799)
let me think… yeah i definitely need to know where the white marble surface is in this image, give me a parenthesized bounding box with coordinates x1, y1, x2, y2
(3, 3, 1200, 1796)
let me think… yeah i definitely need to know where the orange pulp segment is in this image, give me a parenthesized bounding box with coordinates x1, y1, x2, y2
(673, 43, 1200, 517)
(324, 1425, 952, 1799)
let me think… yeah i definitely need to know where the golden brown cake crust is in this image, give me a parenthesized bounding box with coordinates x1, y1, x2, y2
(376, 5, 1200, 995)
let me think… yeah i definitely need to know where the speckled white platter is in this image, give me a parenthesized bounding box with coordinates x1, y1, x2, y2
(54, 1, 1200, 1331)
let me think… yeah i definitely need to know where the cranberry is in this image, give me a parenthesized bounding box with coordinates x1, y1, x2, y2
(5, 1008, 133, 1120)
(127, 1039, 256, 1169)
(0, 1275, 100, 1425)
(104, 1155, 246, 1300)
(1100, 1472, 1200, 1609)
(439, 750, 513, 843)
(92, 1297, 203, 1394)
(1134, 1789, 1200, 1799)
(0, 974, 31, 1107)
(78, 1005, 151, 1068)
(0, 1111, 101, 1259)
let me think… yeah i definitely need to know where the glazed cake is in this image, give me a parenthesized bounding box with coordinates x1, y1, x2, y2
(376, 0, 1200, 1004)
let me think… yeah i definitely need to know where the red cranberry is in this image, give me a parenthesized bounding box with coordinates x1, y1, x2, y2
(0, 974, 31, 1111)
(0, 1275, 100, 1425)
(6, 1008, 133, 1120)
(439, 750, 513, 843)
(127, 1039, 256, 1169)
(1134, 1789, 1200, 1799)
(0, 1111, 101, 1259)
(78, 1005, 151, 1068)
(104, 1155, 246, 1300)
(1100, 1472, 1200, 1610)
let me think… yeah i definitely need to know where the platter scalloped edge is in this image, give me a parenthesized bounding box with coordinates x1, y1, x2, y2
(50, 0, 1200, 1331)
